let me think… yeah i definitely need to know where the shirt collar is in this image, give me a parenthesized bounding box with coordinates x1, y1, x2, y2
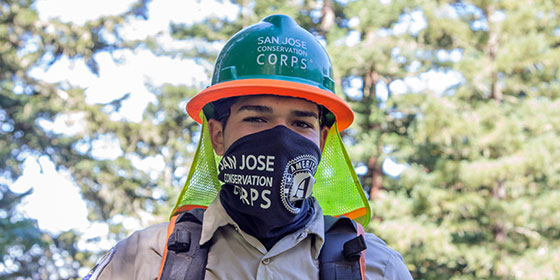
(303, 197, 325, 259)
(199, 196, 326, 258)
(199, 195, 232, 245)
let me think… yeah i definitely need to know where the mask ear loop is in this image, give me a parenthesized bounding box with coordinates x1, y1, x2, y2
(170, 112, 223, 218)
(313, 122, 371, 227)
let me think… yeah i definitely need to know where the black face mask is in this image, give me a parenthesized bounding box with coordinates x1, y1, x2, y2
(218, 125, 321, 249)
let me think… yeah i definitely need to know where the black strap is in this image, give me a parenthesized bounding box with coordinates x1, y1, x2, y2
(344, 235, 366, 262)
(319, 216, 367, 280)
(160, 209, 208, 280)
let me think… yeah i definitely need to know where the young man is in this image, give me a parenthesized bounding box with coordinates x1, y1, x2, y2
(85, 14, 413, 280)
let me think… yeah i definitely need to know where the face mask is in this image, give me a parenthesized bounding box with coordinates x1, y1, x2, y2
(218, 125, 321, 248)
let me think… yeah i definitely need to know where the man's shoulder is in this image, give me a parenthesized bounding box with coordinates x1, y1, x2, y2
(128, 222, 169, 241)
(117, 222, 169, 254)
(363, 232, 413, 280)
(84, 222, 169, 280)
(363, 232, 393, 255)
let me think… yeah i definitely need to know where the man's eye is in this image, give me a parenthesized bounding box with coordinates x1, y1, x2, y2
(294, 121, 313, 129)
(243, 117, 266, 123)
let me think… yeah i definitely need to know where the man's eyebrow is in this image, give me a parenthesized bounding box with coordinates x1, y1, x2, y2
(236, 105, 273, 113)
(291, 110, 318, 119)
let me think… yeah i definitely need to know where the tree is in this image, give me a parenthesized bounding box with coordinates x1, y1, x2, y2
(365, 0, 560, 278)
(1, 0, 154, 278)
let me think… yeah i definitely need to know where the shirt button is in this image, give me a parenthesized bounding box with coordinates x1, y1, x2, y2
(297, 232, 307, 240)
(262, 258, 271, 265)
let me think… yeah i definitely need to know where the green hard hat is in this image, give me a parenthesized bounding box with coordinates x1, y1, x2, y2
(186, 14, 354, 131)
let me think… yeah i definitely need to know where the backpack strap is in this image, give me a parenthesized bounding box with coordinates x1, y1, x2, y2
(319, 216, 367, 280)
(158, 208, 208, 280)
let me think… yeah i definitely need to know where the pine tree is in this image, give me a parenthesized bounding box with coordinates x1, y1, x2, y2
(364, 1, 560, 278)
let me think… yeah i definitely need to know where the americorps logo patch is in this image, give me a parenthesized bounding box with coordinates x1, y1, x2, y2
(281, 154, 318, 214)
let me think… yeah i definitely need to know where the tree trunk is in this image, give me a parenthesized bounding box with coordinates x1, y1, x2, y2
(492, 179, 507, 243)
(368, 156, 383, 200)
(320, 0, 335, 33)
(485, 3, 502, 101)
(363, 68, 383, 200)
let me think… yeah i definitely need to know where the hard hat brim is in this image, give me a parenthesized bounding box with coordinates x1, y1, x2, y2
(187, 79, 354, 131)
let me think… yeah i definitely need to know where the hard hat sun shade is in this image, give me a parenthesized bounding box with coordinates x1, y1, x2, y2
(186, 14, 354, 131)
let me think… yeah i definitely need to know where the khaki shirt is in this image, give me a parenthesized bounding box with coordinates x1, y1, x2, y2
(90, 197, 413, 280)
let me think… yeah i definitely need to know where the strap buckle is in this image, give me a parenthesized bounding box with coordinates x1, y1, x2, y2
(343, 235, 367, 262)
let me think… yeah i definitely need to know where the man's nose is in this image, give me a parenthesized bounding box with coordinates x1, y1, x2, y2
(269, 119, 292, 130)
(270, 119, 289, 127)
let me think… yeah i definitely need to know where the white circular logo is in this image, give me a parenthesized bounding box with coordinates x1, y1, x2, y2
(280, 155, 318, 214)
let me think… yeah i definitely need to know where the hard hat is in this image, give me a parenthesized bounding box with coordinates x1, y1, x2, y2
(186, 14, 353, 131)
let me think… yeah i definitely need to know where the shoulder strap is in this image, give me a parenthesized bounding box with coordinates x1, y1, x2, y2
(319, 215, 367, 280)
(158, 208, 208, 280)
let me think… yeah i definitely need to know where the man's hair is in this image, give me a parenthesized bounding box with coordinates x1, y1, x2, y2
(211, 96, 331, 130)
(212, 97, 239, 130)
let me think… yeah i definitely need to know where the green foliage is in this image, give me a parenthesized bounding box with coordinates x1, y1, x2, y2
(0, 185, 44, 279)
(366, 1, 560, 278)
(0, 0, 158, 278)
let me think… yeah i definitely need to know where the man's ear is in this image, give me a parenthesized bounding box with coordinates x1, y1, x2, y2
(208, 118, 225, 156)
(319, 126, 329, 152)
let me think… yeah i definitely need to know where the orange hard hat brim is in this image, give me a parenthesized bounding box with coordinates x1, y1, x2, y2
(186, 79, 354, 131)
